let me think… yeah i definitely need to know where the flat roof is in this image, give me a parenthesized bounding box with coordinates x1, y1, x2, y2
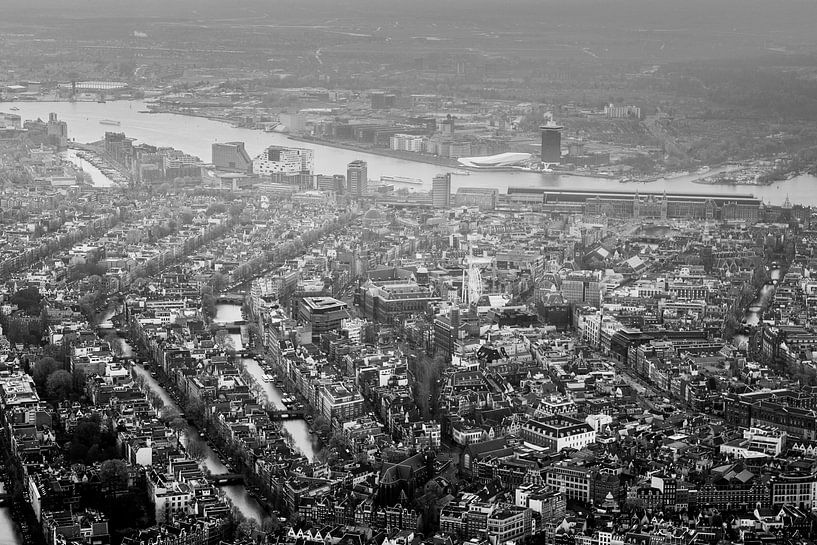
(508, 186, 761, 203)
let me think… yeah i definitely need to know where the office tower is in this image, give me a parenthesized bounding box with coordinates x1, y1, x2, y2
(212, 142, 252, 173)
(432, 173, 452, 208)
(347, 160, 368, 196)
(252, 146, 314, 176)
(540, 123, 563, 163)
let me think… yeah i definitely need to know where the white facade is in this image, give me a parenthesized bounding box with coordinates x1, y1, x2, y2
(253, 146, 314, 176)
(390, 134, 425, 152)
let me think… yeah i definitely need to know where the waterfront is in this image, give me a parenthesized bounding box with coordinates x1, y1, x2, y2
(4, 100, 816, 206)
(214, 304, 318, 461)
(61, 149, 115, 187)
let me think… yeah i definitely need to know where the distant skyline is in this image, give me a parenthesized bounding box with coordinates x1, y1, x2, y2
(4, 0, 816, 58)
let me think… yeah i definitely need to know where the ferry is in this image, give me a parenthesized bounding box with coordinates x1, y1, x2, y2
(450, 169, 471, 176)
(380, 175, 423, 186)
(9, 107, 19, 111)
(99, 119, 121, 126)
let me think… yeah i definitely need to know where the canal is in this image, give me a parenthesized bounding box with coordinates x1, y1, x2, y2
(734, 266, 781, 349)
(130, 362, 266, 524)
(0, 483, 22, 545)
(214, 304, 318, 461)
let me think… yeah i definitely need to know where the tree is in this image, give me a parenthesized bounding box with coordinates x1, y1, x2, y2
(99, 459, 129, 490)
(33, 356, 60, 386)
(210, 272, 228, 293)
(170, 417, 187, 442)
(236, 519, 258, 540)
(46, 370, 74, 400)
(10, 286, 42, 313)
(160, 406, 180, 422)
(185, 437, 206, 461)
(201, 287, 216, 320)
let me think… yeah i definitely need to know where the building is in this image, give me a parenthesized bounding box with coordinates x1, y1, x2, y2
(211, 142, 252, 173)
(46, 113, 68, 150)
(298, 297, 349, 342)
(604, 103, 641, 119)
(540, 123, 563, 163)
(347, 160, 368, 196)
(0, 372, 41, 411)
(41, 510, 110, 545)
(360, 280, 440, 324)
(521, 415, 596, 451)
(487, 505, 532, 544)
(318, 383, 365, 425)
(506, 187, 762, 222)
(432, 173, 452, 209)
(252, 146, 314, 176)
(316, 174, 346, 193)
(545, 464, 593, 503)
(454, 187, 498, 210)
(390, 134, 425, 152)
(561, 271, 603, 307)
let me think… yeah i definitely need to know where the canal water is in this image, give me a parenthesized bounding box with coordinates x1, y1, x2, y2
(62, 149, 115, 187)
(130, 362, 265, 523)
(214, 304, 318, 461)
(0, 483, 22, 545)
(734, 267, 781, 348)
(4, 100, 816, 206)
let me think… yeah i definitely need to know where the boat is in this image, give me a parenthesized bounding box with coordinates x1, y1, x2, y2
(380, 175, 423, 185)
(450, 169, 471, 176)
(99, 119, 121, 126)
(9, 107, 19, 111)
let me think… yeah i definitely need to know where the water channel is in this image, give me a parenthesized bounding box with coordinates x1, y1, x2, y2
(214, 304, 318, 462)
(130, 360, 266, 524)
(4, 100, 817, 205)
(734, 267, 781, 349)
(0, 483, 22, 545)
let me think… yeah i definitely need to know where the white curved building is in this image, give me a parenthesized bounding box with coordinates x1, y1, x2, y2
(457, 152, 532, 169)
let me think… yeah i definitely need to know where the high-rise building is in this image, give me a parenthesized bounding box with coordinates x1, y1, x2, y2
(432, 173, 451, 208)
(347, 160, 368, 196)
(252, 146, 313, 176)
(46, 113, 68, 150)
(212, 142, 252, 173)
(540, 123, 563, 163)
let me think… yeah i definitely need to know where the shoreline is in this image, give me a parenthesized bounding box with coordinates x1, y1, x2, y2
(286, 135, 463, 169)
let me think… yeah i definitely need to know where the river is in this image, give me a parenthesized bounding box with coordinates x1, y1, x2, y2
(4, 100, 816, 206)
(214, 304, 318, 461)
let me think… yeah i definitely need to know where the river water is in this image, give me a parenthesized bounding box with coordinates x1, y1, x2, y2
(214, 304, 318, 461)
(4, 100, 816, 206)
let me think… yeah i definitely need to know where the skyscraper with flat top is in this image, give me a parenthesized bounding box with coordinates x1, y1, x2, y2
(432, 173, 451, 208)
(540, 123, 563, 163)
(347, 160, 368, 196)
